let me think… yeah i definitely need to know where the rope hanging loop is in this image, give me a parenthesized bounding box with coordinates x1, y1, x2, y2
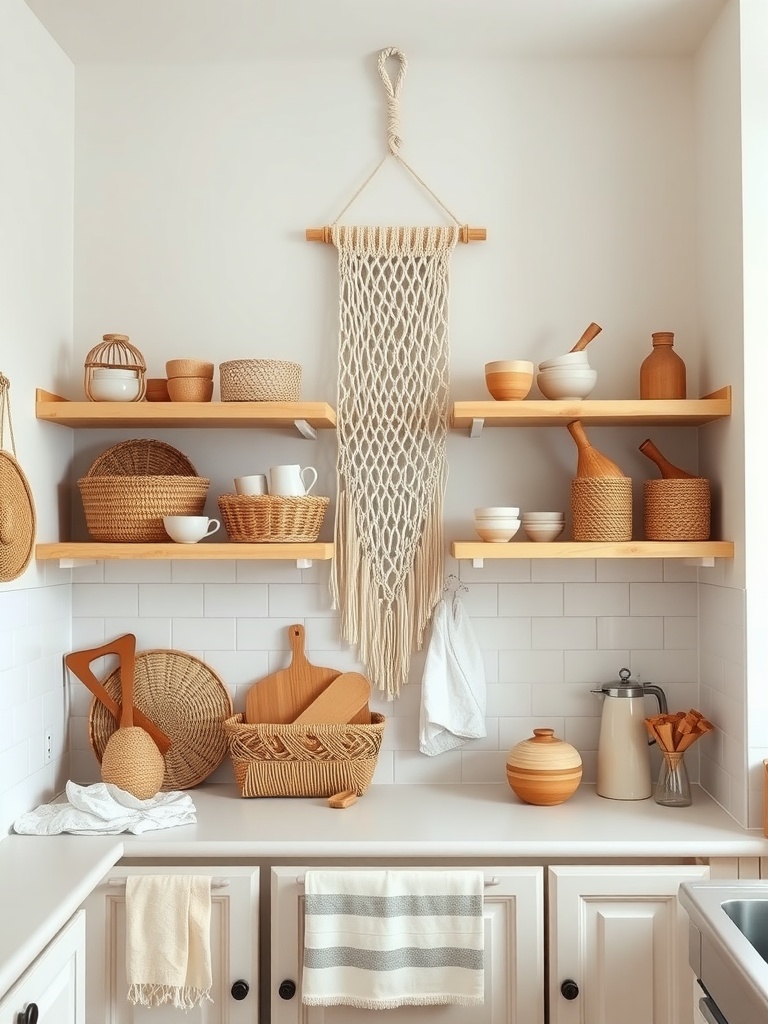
(377, 46, 408, 156)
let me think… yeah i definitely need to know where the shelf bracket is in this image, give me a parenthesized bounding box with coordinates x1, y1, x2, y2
(469, 417, 484, 438)
(296, 558, 313, 569)
(684, 557, 715, 568)
(472, 558, 485, 568)
(294, 419, 317, 440)
(58, 558, 98, 568)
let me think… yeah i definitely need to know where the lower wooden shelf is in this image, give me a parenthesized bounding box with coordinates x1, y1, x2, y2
(451, 540, 734, 564)
(36, 542, 334, 565)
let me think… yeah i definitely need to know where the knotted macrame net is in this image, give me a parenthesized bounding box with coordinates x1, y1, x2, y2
(330, 224, 459, 697)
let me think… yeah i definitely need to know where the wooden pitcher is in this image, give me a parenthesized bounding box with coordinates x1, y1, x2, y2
(567, 421, 626, 478)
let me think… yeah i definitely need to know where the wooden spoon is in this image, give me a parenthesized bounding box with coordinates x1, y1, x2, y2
(570, 322, 602, 352)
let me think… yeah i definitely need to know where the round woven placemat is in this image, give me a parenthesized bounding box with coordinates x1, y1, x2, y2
(0, 450, 36, 582)
(89, 649, 233, 789)
(86, 438, 197, 477)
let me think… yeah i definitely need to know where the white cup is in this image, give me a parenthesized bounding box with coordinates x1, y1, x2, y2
(163, 516, 221, 544)
(234, 474, 268, 496)
(269, 464, 318, 496)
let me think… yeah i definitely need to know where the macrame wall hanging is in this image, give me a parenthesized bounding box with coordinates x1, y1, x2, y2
(307, 47, 485, 699)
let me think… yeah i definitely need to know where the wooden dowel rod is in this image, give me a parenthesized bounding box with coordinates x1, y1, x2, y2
(305, 225, 487, 243)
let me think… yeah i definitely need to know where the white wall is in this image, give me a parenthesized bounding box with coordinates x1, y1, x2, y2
(66, 56, 708, 793)
(0, 0, 74, 833)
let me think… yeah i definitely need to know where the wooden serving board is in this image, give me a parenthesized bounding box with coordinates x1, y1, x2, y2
(245, 624, 369, 724)
(293, 672, 371, 725)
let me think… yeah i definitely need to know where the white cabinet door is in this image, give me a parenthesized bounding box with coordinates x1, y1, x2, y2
(0, 911, 85, 1024)
(548, 864, 710, 1024)
(80, 865, 258, 1024)
(270, 865, 544, 1024)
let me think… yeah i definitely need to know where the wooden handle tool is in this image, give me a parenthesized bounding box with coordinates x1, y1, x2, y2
(328, 790, 359, 808)
(567, 420, 626, 478)
(570, 322, 602, 352)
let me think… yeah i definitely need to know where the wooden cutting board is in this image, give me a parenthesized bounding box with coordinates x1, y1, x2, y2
(293, 672, 371, 725)
(244, 624, 369, 724)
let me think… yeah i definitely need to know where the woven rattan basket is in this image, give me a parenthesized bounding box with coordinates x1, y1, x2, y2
(79, 439, 209, 542)
(222, 713, 385, 798)
(219, 359, 302, 402)
(218, 494, 329, 542)
(644, 478, 710, 540)
(571, 477, 632, 542)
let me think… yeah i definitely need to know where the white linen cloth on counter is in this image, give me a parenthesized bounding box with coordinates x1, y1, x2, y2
(12, 780, 196, 835)
(301, 869, 485, 1009)
(419, 590, 487, 755)
(126, 875, 213, 1009)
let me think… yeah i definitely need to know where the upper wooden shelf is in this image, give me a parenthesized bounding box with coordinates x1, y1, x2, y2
(36, 541, 334, 567)
(451, 387, 731, 434)
(35, 390, 336, 436)
(451, 540, 734, 565)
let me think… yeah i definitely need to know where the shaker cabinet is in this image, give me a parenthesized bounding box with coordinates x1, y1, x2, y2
(79, 865, 259, 1024)
(548, 865, 710, 1024)
(269, 865, 545, 1024)
(0, 911, 85, 1024)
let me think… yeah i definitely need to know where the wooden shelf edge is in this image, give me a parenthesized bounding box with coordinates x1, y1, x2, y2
(35, 390, 337, 430)
(451, 540, 734, 560)
(35, 542, 335, 561)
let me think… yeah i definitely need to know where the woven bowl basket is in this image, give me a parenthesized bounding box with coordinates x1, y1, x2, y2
(571, 477, 632, 542)
(219, 359, 302, 402)
(222, 713, 385, 798)
(644, 478, 710, 540)
(218, 493, 329, 543)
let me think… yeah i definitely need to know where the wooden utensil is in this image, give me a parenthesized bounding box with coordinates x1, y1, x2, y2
(567, 420, 626, 478)
(639, 438, 695, 479)
(245, 624, 368, 724)
(65, 635, 172, 754)
(570, 322, 602, 352)
(328, 790, 359, 808)
(293, 672, 371, 725)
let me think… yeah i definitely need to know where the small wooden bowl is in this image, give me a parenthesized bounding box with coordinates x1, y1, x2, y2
(505, 728, 582, 805)
(145, 377, 170, 402)
(485, 360, 534, 401)
(167, 376, 214, 402)
(166, 358, 215, 380)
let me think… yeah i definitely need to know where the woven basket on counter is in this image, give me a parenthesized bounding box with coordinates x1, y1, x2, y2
(217, 493, 329, 543)
(219, 359, 302, 402)
(571, 477, 632, 542)
(643, 478, 710, 541)
(222, 713, 385, 798)
(78, 439, 209, 542)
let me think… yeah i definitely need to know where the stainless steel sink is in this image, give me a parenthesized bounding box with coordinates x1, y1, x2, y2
(721, 899, 768, 964)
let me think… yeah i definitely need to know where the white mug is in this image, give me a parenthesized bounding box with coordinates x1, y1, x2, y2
(234, 474, 268, 496)
(163, 516, 221, 544)
(269, 464, 318, 496)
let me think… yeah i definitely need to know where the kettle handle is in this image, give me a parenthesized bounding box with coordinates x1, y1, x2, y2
(643, 683, 669, 745)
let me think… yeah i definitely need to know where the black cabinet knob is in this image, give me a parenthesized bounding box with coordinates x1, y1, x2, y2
(230, 980, 249, 1000)
(17, 1005, 39, 1024)
(278, 979, 297, 1000)
(561, 979, 580, 1000)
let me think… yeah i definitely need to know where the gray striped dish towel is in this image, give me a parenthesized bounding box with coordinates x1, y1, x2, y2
(301, 869, 485, 1009)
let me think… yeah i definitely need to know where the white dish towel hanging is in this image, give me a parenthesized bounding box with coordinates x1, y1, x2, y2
(419, 589, 487, 756)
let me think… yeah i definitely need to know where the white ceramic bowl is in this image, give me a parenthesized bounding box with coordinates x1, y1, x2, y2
(91, 368, 139, 379)
(474, 518, 521, 531)
(475, 521, 521, 542)
(523, 522, 565, 542)
(522, 511, 565, 521)
(474, 506, 521, 518)
(536, 368, 597, 400)
(89, 376, 141, 402)
(537, 352, 591, 371)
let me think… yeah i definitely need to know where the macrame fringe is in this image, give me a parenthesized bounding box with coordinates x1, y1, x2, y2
(302, 994, 484, 1009)
(127, 983, 213, 1009)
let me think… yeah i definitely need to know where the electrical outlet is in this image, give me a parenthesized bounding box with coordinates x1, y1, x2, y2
(44, 730, 52, 764)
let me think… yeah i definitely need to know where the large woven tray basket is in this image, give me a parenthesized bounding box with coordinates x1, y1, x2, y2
(218, 494, 329, 543)
(222, 713, 385, 797)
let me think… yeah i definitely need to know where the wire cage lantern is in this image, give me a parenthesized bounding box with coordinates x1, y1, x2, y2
(83, 334, 147, 402)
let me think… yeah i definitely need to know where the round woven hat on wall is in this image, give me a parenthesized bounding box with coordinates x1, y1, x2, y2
(0, 448, 36, 583)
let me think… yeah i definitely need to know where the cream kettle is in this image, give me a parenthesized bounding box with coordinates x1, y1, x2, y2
(591, 668, 668, 800)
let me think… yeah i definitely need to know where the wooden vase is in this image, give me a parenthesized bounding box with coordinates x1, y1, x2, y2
(639, 332, 686, 399)
(505, 728, 583, 805)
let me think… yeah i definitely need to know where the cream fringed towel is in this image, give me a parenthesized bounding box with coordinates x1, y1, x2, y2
(126, 875, 213, 1009)
(330, 225, 458, 698)
(302, 869, 485, 1009)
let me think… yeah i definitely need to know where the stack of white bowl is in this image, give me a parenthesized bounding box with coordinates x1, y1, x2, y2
(522, 511, 565, 542)
(474, 507, 521, 543)
(536, 351, 597, 400)
(89, 368, 141, 402)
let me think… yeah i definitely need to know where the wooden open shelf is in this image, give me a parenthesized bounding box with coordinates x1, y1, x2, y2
(35, 389, 336, 435)
(451, 540, 734, 563)
(451, 387, 731, 434)
(36, 542, 334, 564)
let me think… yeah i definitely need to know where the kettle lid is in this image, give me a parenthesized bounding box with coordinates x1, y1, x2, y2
(592, 667, 645, 698)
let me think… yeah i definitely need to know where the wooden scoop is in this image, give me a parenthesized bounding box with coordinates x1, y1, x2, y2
(567, 420, 626, 478)
(639, 439, 695, 479)
(293, 672, 371, 725)
(570, 322, 602, 352)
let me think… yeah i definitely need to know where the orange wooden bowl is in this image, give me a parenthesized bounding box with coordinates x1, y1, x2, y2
(505, 728, 582, 805)
(485, 360, 534, 401)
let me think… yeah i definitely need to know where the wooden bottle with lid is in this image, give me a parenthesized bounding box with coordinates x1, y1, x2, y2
(639, 331, 686, 399)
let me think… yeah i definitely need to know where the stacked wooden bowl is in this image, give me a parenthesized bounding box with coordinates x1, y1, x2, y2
(166, 359, 214, 402)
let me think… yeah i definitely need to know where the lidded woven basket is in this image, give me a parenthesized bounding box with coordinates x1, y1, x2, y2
(219, 359, 302, 402)
(78, 439, 209, 542)
(643, 478, 710, 540)
(83, 334, 147, 401)
(218, 494, 328, 543)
